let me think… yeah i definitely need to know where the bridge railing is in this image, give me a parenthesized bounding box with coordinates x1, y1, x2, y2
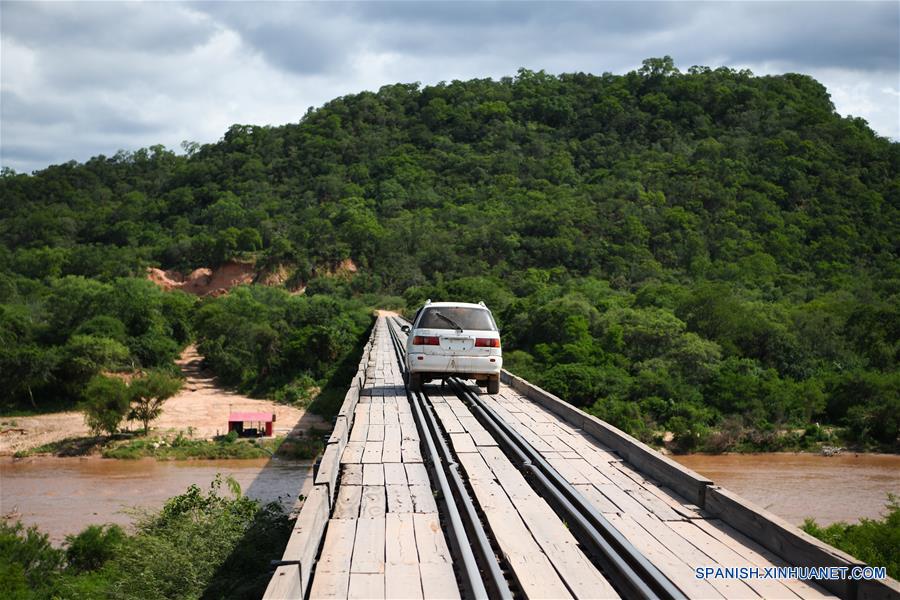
(263, 320, 376, 600)
(500, 369, 900, 600)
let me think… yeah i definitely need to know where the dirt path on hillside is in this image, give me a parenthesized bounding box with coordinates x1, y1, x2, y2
(0, 346, 327, 455)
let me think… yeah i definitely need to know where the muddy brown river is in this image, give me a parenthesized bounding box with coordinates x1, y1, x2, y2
(673, 452, 900, 526)
(0, 456, 313, 542)
(2, 453, 897, 544)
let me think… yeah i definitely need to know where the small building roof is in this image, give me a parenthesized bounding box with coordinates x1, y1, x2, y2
(228, 411, 275, 422)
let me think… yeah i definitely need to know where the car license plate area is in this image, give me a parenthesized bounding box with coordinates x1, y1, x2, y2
(442, 337, 472, 351)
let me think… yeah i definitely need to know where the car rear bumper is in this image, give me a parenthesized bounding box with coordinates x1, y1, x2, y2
(408, 353, 502, 378)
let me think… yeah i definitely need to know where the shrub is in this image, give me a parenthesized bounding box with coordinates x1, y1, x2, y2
(81, 375, 130, 436)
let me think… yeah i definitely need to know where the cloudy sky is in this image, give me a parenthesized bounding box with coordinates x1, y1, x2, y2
(2, 1, 898, 173)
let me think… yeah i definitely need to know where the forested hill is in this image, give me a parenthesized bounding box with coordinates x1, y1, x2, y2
(2, 59, 898, 451)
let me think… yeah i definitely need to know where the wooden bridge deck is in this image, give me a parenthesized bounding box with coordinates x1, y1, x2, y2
(309, 322, 457, 599)
(267, 316, 897, 600)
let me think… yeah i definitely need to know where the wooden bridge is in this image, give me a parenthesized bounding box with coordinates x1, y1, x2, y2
(265, 316, 899, 600)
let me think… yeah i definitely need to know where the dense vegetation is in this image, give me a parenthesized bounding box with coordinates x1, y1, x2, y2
(1, 58, 897, 449)
(803, 496, 900, 580)
(193, 287, 372, 412)
(0, 273, 372, 418)
(0, 477, 291, 599)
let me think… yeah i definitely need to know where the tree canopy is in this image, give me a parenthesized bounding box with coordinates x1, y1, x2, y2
(1, 61, 897, 448)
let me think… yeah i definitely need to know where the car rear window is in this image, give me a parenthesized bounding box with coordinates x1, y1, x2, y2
(417, 307, 496, 331)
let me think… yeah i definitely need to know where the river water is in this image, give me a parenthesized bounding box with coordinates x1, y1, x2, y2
(0, 456, 313, 543)
(2, 453, 896, 543)
(672, 453, 900, 526)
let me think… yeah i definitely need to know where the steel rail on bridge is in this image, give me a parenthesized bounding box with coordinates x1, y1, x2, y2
(389, 316, 687, 600)
(386, 317, 514, 600)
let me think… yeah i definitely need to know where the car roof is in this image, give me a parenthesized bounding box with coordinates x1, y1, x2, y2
(423, 301, 490, 310)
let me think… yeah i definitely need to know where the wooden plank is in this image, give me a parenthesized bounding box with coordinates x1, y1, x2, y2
(341, 441, 365, 464)
(383, 462, 408, 485)
(351, 517, 386, 574)
(448, 432, 478, 453)
(628, 486, 684, 521)
(308, 569, 349, 599)
(412, 513, 452, 564)
(405, 463, 430, 486)
(456, 451, 495, 481)
(409, 484, 437, 513)
(692, 519, 834, 598)
(348, 573, 384, 599)
(349, 422, 368, 442)
(596, 483, 653, 516)
(501, 369, 712, 507)
(546, 457, 592, 485)
(704, 486, 859, 599)
(281, 484, 330, 592)
(342, 464, 363, 485)
(387, 484, 415, 513)
(573, 483, 620, 513)
(401, 439, 423, 462)
(317, 518, 357, 573)
(360, 485, 386, 519)
(329, 417, 349, 446)
(385, 563, 423, 600)
(555, 430, 621, 463)
(566, 458, 614, 485)
(362, 441, 384, 463)
(369, 403, 385, 425)
(400, 421, 419, 441)
(432, 403, 465, 433)
(367, 424, 385, 441)
(314, 443, 342, 502)
(419, 562, 461, 600)
(333, 485, 362, 520)
(382, 427, 402, 463)
(456, 415, 497, 446)
(363, 464, 385, 486)
(605, 513, 725, 599)
(385, 513, 419, 565)
(354, 404, 370, 426)
(465, 477, 573, 599)
(263, 564, 303, 600)
(668, 519, 788, 598)
(444, 395, 471, 418)
(480, 445, 619, 599)
(631, 512, 761, 599)
(650, 486, 704, 520)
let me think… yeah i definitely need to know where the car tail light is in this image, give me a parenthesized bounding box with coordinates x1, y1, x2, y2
(475, 338, 501, 348)
(412, 335, 440, 346)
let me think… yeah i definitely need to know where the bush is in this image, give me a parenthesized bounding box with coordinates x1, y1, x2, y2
(0, 521, 64, 596)
(0, 478, 293, 599)
(64, 524, 126, 573)
(802, 496, 900, 580)
(81, 375, 130, 436)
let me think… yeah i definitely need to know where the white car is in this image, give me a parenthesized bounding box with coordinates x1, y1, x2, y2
(402, 301, 502, 394)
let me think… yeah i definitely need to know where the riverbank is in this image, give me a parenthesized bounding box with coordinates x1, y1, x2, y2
(0, 345, 328, 457)
(12, 430, 325, 461)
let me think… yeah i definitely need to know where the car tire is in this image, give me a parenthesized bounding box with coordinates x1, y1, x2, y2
(408, 373, 422, 393)
(487, 378, 500, 395)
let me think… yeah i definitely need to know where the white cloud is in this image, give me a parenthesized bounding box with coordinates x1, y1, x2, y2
(1, 1, 897, 173)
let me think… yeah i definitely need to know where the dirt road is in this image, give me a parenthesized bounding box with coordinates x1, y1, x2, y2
(0, 346, 326, 455)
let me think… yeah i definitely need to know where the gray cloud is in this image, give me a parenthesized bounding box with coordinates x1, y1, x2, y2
(2, 1, 215, 52)
(1, 1, 897, 173)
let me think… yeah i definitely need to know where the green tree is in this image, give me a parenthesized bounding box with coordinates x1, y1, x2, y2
(64, 524, 126, 573)
(81, 375, 130, 436)
(128, 371, 183, 435)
